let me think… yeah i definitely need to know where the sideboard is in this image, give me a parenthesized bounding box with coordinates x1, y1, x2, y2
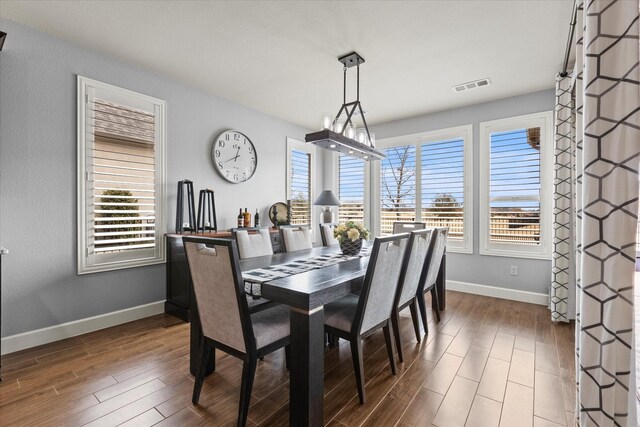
(165, 228, 282, 321)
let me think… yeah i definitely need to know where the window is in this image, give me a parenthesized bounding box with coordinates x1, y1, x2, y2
(375, 125, 473, 253)
(286, 138, 314, 226)
(77, 76, 166, 274)
(479, 111, 553, 259)
(338, 155, 366, 223)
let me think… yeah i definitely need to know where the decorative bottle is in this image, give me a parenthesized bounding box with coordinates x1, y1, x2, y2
(237, 208, 244, 228)
(254, 209, 260, 227)
(243, 208, 251, 228)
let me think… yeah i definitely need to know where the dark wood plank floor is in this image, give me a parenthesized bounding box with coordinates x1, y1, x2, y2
(0, 291, 576, 426)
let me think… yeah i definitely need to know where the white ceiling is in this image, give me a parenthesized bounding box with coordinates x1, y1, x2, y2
(0, 0, 574, 129)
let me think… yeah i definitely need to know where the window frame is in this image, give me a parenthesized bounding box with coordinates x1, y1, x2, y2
(337, 154, 371, 226)
(77, 75, 167, 275)
(479, 111, 553, 260)
(285, 137, 315, 231)
(373, 124, 473, 254)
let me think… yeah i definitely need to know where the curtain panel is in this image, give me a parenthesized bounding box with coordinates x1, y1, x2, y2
(572, 1, 640, 425)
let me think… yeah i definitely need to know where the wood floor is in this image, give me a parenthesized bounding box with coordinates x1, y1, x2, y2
(0, 291, 576, 426)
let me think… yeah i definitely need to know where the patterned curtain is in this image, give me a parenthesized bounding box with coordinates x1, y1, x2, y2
(574, 1, 640, 426)
(551, 73, 575, 323)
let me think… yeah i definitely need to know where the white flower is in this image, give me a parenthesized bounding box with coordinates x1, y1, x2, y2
(347, 228, 360, 242)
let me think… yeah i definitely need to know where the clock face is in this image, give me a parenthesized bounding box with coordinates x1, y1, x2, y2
(211, 130, 257, 183)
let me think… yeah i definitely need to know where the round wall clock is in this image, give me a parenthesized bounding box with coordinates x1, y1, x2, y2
(211, 130, 257, 183)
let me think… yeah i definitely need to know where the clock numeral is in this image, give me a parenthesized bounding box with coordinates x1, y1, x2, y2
(215, 150, 221, 158)
(234, 174, 239, 181)
(243, 172, 247, 179)
(250, 158, 255, 165)
(225, 171, 230, 177)
(218, 140, 225, 148)
(248, 146, 253, 153)
(218, 162, 223, 168)
(234, 133, 240, 141)
(225, 134, 230, 141)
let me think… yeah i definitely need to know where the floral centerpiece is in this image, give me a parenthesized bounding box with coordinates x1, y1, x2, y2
(333, 221, 370, 255)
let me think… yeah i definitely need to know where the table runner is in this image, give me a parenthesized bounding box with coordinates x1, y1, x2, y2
(243, 247, 371, 296)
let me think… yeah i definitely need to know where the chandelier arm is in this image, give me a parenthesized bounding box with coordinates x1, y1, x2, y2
(343, 66, 347, 105)
(357, 102, 372, 142)
(343, 103, 358, 129)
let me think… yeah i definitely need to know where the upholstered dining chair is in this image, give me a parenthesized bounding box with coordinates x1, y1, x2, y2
(183, 237, 290, 427)
(416, 227, 448, 334)
(232, 228, 274, 259)
(392, 221, 426, 234)
(323, 233, 409, 404)
(391, 228, 434, 363)
(280, 225, 313, 252)
(319, 223, 339, 246)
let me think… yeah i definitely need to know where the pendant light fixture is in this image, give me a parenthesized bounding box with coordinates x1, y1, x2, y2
(305, 52, 385, 161)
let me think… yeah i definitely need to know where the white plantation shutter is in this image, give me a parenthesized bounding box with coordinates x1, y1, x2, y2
(380, 145, 417, 235)
(489, 128, 541, 244)
(78, 76, 166, 274)
(479, 111, 552, 259)
(338, 156, 365, 223)
(289, 149, 311, 225)
(421, 138, 465, 241)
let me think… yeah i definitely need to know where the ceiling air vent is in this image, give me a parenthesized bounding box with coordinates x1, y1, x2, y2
(452, 78, 491, 93)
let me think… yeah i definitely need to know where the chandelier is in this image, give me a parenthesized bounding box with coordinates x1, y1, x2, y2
(305, 52, 385, 161)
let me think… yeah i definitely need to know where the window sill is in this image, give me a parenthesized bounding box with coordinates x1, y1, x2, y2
(479, 248, 551, 261)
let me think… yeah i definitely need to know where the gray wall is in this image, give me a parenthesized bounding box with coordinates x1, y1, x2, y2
(370, 90, 555, 295)
(0, 19, 313, 337)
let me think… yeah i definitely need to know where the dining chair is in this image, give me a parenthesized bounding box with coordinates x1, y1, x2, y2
(232, 228, 274, 259)
(280, 225, 313, 252)
(319, 223, 339, 246)
(231, 228, 278, 313)
(416, 227, 448, 334)
(183, 237, 290, 427)
(323, 233, 409, 404)
(392, 221, 426, 234)
(391, 228, 434, 363)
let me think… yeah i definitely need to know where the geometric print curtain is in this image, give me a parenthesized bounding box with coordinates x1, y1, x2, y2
(551, 72, 575, 323)
(574, 1, 639, 426)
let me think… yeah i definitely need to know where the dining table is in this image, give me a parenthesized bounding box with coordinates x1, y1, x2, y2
(188, 243, 447, 427)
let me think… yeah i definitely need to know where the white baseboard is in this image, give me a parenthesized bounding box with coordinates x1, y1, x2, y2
(447, 280, 548, 306)
(1, 301, 165, 356)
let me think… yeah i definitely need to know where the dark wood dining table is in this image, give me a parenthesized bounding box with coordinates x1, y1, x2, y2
(188, 244, 447, 426)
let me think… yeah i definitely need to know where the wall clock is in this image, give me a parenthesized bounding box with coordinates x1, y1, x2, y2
(211, 130, 257, 183)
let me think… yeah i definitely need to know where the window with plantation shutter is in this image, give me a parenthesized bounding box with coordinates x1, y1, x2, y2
(78, 76, 166, 274)
(480, 111, 553, 259)
(380, 145, 417, 235)
(375, 125, 472, 252)
(338, 156, 365, 224)
(286, 138, 314, 227)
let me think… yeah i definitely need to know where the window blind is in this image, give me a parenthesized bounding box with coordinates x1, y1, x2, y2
(421, 138, 465, 240)
(89, 99, 157, 254)
(380, 145, 417, 235)
(338, 155, 365, 224)
(289, 149, 311, 225)
(489, 128, 541, 244)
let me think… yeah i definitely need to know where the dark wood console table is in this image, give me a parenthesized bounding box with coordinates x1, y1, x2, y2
(165, 228, 282, 321)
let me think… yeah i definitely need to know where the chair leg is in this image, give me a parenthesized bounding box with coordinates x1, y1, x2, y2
(285, 345, 290, 370)
(350, 338, 366, 404)
(383, 324, 397, 375)
(416, 291, 429, 336)
(192, 342, 213, 404)
(409, 299, 422, 343)
(238, 356, 257, 427)
(391, 310, 404, 363)
(430, 287, 441, 322)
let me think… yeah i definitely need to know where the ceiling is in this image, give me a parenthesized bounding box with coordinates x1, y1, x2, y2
(0, 1, 574, 129)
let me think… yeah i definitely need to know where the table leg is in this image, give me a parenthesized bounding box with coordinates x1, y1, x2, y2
(290, 306, 325, 427)
(435, 251, 446, 311)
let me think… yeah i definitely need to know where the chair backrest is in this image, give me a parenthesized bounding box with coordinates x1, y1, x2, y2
(233, 228, 274, 259)
(280, 225, 312, 252)
(395, 229, 434, 308)
(392, 222, 426, 234)
(183, 237, 253, 354)
(353, 234, 409, 335)
(422, 227, 448, 290)
(319, 223, 339, 246)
